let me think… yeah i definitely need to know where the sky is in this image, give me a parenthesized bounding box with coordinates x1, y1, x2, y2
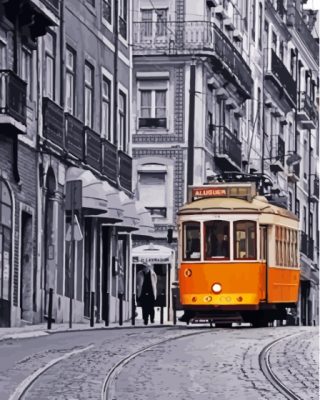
(305, 0, 320, 10)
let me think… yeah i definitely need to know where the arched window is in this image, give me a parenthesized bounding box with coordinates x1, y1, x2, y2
(0, 180, 12, 301)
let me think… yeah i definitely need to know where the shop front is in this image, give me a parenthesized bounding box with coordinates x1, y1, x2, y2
(132, 243, 175, 322)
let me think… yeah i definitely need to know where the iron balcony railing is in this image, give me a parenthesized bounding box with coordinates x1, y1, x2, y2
(266, 50, 297, 106)
(313, 177, 319, 199)
(300, 231, 308, 256)
(118, 150, 132, 192)
(213, 125, 242, 169)
(102, 139, 118, 183)
(85, 127, 102, 171)
(65, 114, 84, 160)
(43, 97, 64, 146)
(299, 91, 318, 124)
(278, 136, 285, 166)
(308, 238, 314, 260)
(287, 5, 319, 63)
(0, 70, 26, 125)
(133, 20, 253, 97)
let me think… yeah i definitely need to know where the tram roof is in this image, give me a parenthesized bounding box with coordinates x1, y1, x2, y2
(178, 196, 298, 221)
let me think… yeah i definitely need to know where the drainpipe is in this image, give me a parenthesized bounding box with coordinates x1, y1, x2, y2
(187, 61, 196, 187)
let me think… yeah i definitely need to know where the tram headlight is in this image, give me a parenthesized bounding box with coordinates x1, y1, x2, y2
(212, 283, 222, 294)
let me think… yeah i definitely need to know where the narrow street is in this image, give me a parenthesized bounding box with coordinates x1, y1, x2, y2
(0, 325, 317, 400)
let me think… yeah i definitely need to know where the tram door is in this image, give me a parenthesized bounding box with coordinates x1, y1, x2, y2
(260, 225, 268, 300)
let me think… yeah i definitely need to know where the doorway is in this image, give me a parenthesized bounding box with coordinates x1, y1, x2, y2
(20, 211, 33, 322)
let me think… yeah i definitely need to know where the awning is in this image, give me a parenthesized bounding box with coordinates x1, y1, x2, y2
(88, 182, 124, 223)
(132, 243, 175, 264)
(114, 192, 140, 232)
(66, 167, 108, 215)
(132, 201, 155, 239)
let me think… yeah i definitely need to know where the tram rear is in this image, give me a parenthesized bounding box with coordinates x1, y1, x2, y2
(177, 183, 300, 327)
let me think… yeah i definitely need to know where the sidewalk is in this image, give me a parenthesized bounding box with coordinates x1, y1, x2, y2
(0, 318, 176, 342)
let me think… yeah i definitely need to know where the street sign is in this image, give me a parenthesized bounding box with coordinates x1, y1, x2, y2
(65, 215, 83, 241)
(65, 180, 82, 211)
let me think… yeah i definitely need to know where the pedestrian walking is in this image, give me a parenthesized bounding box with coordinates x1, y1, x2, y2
(137, 262, 157, 325)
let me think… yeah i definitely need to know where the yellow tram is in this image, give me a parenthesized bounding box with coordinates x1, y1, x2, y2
(177, 182, 300, 327)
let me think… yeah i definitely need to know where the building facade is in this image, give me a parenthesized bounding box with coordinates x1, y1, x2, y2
(0, 0, 154, 327)
(131, 0, 319, 325)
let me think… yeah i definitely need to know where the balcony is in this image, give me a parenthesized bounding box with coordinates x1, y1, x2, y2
(265, 50, 296, 107)
(118, 150, 132, 192)
(213, 125, 242, 171)
(287, 160, 300, 183)
(43, 97, 64, 146)
(297, 92, 318, 129)
(270, 137, 285, 173)
(133, 21, 253, 99)
(308, 238, 314, 260)
(102, 139, 117, 183)
(311, 177, 319, 201)
(2, 1, 58, 40)
(300, 231, 308, 256)
(287, 5, 319, 63)
(85, 127, 102, 171)
(65, 114, 84, 160)
(0, 70, 26, 134)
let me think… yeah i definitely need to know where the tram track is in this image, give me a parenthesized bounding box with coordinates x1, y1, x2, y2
(101, 329, 212, 400)
(259, 333, 305, 400)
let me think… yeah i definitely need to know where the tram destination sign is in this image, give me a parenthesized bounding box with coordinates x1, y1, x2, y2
(189, 183, 256, 202)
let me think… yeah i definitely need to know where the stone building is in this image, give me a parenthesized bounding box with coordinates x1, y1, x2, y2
(0, 0, 152, 327)
(131, 0, 319, 325)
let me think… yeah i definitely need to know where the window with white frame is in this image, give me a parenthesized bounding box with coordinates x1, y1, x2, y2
(119, 0, 127, 39)
(140, 8, 168, 39)
(119, 90, 127, 151)
(102, 0, 112, 24)
(44, 32, 55, 100)
(138, 80, 167, 129)
(65, 47, 76, 114)
(21, 48, 33, 101)
(101, 77, 111, 141)
(84, 62, 94, 128)
(0, 40, 6, 108)
(138, 169, 167, 218)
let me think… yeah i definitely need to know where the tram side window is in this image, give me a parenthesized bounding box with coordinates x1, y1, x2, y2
(234, 221, 256, 259)
(204, 220, 229, 259)
(183, 222, 201, 261)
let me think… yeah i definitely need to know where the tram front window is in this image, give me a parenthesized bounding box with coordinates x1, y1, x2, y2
(183, 222, 200, 261)
(205, 221, 230, 259)
(234, 221, 257, 259)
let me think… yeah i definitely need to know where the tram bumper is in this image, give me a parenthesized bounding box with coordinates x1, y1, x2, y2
(181, 292, 260, 307)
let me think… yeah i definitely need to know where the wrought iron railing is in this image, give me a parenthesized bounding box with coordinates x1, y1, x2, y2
(300, 231, 308, 256)
(267, 50, 296, 105)
(133, 21, 253, 96)
(213, 125, 242, 168)
(299, 91, 318, 124)
(65, 113, 84, 160)
(0, 70, 26, 125)
(85, 127, 101, 171)
(43, 97, 64, 146)
(118, 150, 132, 192)
(102, 139, 117, 182)
(287, 5, 319, 63)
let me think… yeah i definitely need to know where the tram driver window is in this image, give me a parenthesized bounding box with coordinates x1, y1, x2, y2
(234, 221, 257, 259)
(205, 221, 230, 259)
(183, 222, 200, 261)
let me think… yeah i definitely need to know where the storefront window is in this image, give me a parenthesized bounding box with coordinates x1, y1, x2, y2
(234, 221, 256, 259)
(183, 221, 200, 261)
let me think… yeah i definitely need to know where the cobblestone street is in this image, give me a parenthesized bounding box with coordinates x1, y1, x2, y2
(0, 325, 317, 400)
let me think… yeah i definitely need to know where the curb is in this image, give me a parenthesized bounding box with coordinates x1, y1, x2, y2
(0, 323, 180, 342)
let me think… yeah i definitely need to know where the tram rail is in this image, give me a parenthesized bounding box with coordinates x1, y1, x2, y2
(259, 333, 304, 400)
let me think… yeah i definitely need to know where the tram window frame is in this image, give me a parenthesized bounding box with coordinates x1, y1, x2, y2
(233, 220, 257, 260)
(204, 220, 230, 260)
(182, 221, 201, 261)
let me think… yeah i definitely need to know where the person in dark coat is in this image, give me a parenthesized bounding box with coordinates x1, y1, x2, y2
(137, 263, 157, 325)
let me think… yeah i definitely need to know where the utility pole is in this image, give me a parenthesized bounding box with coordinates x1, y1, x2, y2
(187, 61, 196, 187)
